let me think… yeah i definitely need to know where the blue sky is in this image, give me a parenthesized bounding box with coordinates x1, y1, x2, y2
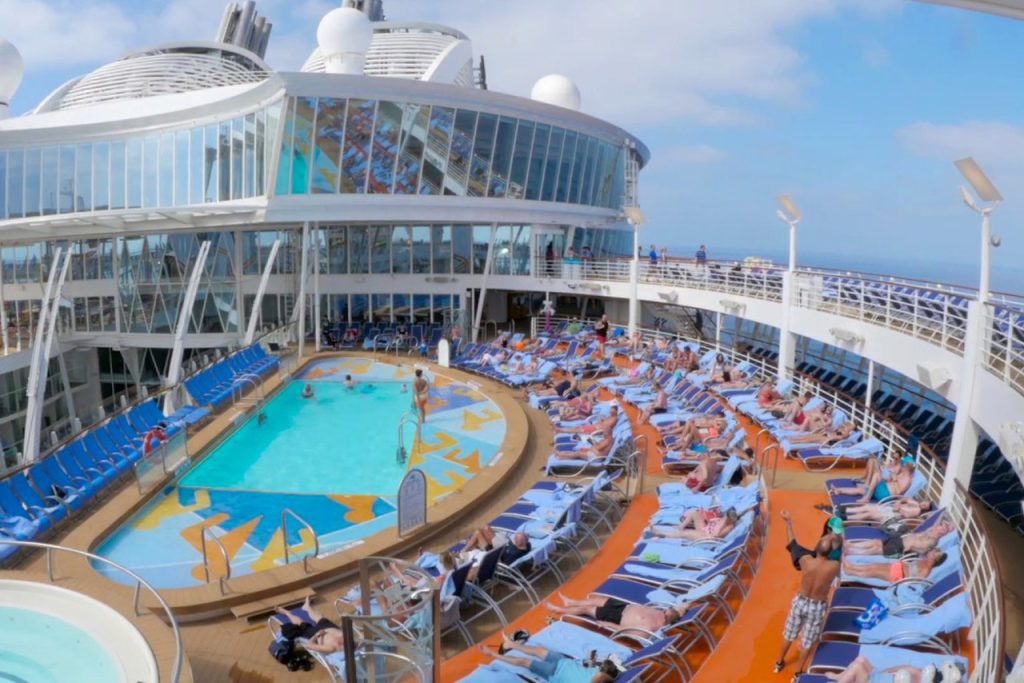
(3, 0, 1023, 291)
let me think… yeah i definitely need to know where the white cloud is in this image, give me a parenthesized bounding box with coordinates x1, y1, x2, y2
(0, 0, 137, 67)
(897, 121, 1024, 167)
(384, 0, 849, 126)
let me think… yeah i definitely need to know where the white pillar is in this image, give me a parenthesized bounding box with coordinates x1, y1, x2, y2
(777, 272, 796, 380)
(628, 222, 640, 335)
(297, 222, 310, 357)
(0, 268, 8, 354)
(472, 226, 495, 343)
(243, 239, 281, 345)
(978, 209, 991, 304)
(865, 358, 875, 409)
(163, 241, 212, 415)
(23, 249, 71, 462)
(715, 311, 722, 350)
(941, 299, 986, 506)
(313, 227, 321, 352)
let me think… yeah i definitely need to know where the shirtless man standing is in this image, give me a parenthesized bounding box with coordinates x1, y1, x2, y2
(413, 369, 430, 423)
(774, 509, 841, 677)
(546, 592, 687, 633)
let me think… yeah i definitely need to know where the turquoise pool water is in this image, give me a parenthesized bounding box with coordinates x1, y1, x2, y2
(92, 359, 507, 588)
(0, 606, 120, 682)
(181, 380, 411, 496)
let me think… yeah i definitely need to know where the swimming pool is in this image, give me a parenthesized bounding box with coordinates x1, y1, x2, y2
(93, 358, 507, 588)
(0, 580, 157, 682)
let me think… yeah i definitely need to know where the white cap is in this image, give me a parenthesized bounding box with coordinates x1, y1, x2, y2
(530, 74, 582, 111)
(317, 7, 373, 75)
(0, 38, 24, 117)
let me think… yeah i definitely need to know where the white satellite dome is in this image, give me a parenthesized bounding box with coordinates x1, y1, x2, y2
(530, 74, 581, 111)
(0, 38, 25, 115)
(317, 7, 373, 75)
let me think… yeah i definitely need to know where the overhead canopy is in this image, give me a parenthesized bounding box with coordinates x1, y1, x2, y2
(917, 0, 1024, 19)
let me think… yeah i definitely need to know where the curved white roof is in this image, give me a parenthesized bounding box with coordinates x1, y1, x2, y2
(35, 42, 270, 113)
(917, 0, 1024, 18)
(302, 22, 475, 87)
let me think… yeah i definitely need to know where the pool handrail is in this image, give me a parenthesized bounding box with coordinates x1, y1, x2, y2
(396, 411, 419, 466)
(199, 526, 231, 594)
(281, 507, 320, 573)
(0, 538, 183, 682)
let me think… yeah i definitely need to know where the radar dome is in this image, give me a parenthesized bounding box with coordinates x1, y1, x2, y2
(0, 38, 24, 111)
(530, 74, 581, 111)
(317, 7, 373, 75)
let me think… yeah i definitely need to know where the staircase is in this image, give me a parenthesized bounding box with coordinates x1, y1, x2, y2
(648, 302, 715, 343)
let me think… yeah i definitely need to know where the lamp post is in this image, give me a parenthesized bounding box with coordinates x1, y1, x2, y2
(943, 157, 1004, 507)
(776, 195, 802, 274)
(774, 195, 802, 379)
(954, 157, 1003, 303)
(623, 206, 645, 337)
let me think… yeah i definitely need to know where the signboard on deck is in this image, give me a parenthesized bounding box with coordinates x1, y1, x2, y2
(437, 339, 451, 367)
(397, 468, 428, 537)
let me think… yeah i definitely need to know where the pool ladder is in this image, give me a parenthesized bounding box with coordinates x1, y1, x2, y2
(232, 373, 265, 411)
(396, 411, 419, 465)
(281, 508, 320, 573)
(200, 527, 232, 594)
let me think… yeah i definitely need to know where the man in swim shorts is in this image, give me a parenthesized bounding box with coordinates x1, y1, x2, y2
(546, 593, 686, 632)
(274, 598, 345, 655)
(481, 632, 621, 683)
(774, 509, 841, 677)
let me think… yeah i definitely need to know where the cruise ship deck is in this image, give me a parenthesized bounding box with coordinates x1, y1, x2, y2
(0, 0, 1022, 681)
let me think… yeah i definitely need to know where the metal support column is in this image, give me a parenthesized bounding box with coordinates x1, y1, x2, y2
(313, 226, 321, 352)
(471, 226, 495, 343)
(163, 240, 212, 416)
(55, 346, 77, 433)
(628, 221, 640, 336)
(942, 300, 986, 506)
(865, 359, 875, 409)
(0, 265, 8, 354)
(243, 239, 281, 345)
(777, 271, 796, 380)
(23, 248, 72, 463)
(297, 222, 310, 357)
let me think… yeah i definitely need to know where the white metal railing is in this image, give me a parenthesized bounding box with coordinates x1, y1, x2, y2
(542, 257, 1024, 407)
(983, 306, 1024, 397)
(947, 481, 1005, 683)
(536, 315, 1002, 678)
(0, 539, 183, 682)
(199, 526, 231, 594)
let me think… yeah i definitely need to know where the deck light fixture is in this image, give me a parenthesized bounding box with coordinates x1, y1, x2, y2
(954, 157, 1003, 302)
(776, 195, 801, 273)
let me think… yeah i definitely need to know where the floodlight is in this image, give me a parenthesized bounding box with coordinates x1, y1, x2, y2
(777, 195, 802, 222)
(622, 206, 645, 226)
(959, 186, 979, 212)
(955, 157, 1003, 203)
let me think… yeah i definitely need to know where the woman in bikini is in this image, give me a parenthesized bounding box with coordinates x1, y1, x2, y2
(649, 507, 739, 541)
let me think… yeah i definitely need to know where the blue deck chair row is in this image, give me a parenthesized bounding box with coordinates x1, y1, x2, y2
(184, 344, 278, 408)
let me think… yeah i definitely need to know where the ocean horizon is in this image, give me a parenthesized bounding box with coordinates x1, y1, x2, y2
(663, 245, 1024, 296)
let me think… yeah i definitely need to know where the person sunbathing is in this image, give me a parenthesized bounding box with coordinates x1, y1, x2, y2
(480, 633, 621, 683)
(638, 383, 668, 424)
(529, 373, 580, 401)
(555, 405, 620, 436)
(829, 498, 933, 524)
(842, 548, 947, 583)
(844, 517, 954, 557)
(659, 415, 728, 444)
(460, 528, 532, 579)
(683, 453, 721, 492)
(757, 382, 786, 410)
(274, 598, 345, 654)
(831, 458, 915, 504)
(648, 507, 739, 541)
(546, 593, 688, 633)
(785, 420, 856, 445)
(556, 394, 594, 422)
(823, 655, 964, 683)
(610, 364, 656, 388)
(552, 429, 615, 461)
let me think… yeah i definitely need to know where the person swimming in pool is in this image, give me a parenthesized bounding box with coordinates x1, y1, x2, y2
(301, 383, 315, 399)
(400, 383, 408, 393)
(343, 374, 355, 389)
